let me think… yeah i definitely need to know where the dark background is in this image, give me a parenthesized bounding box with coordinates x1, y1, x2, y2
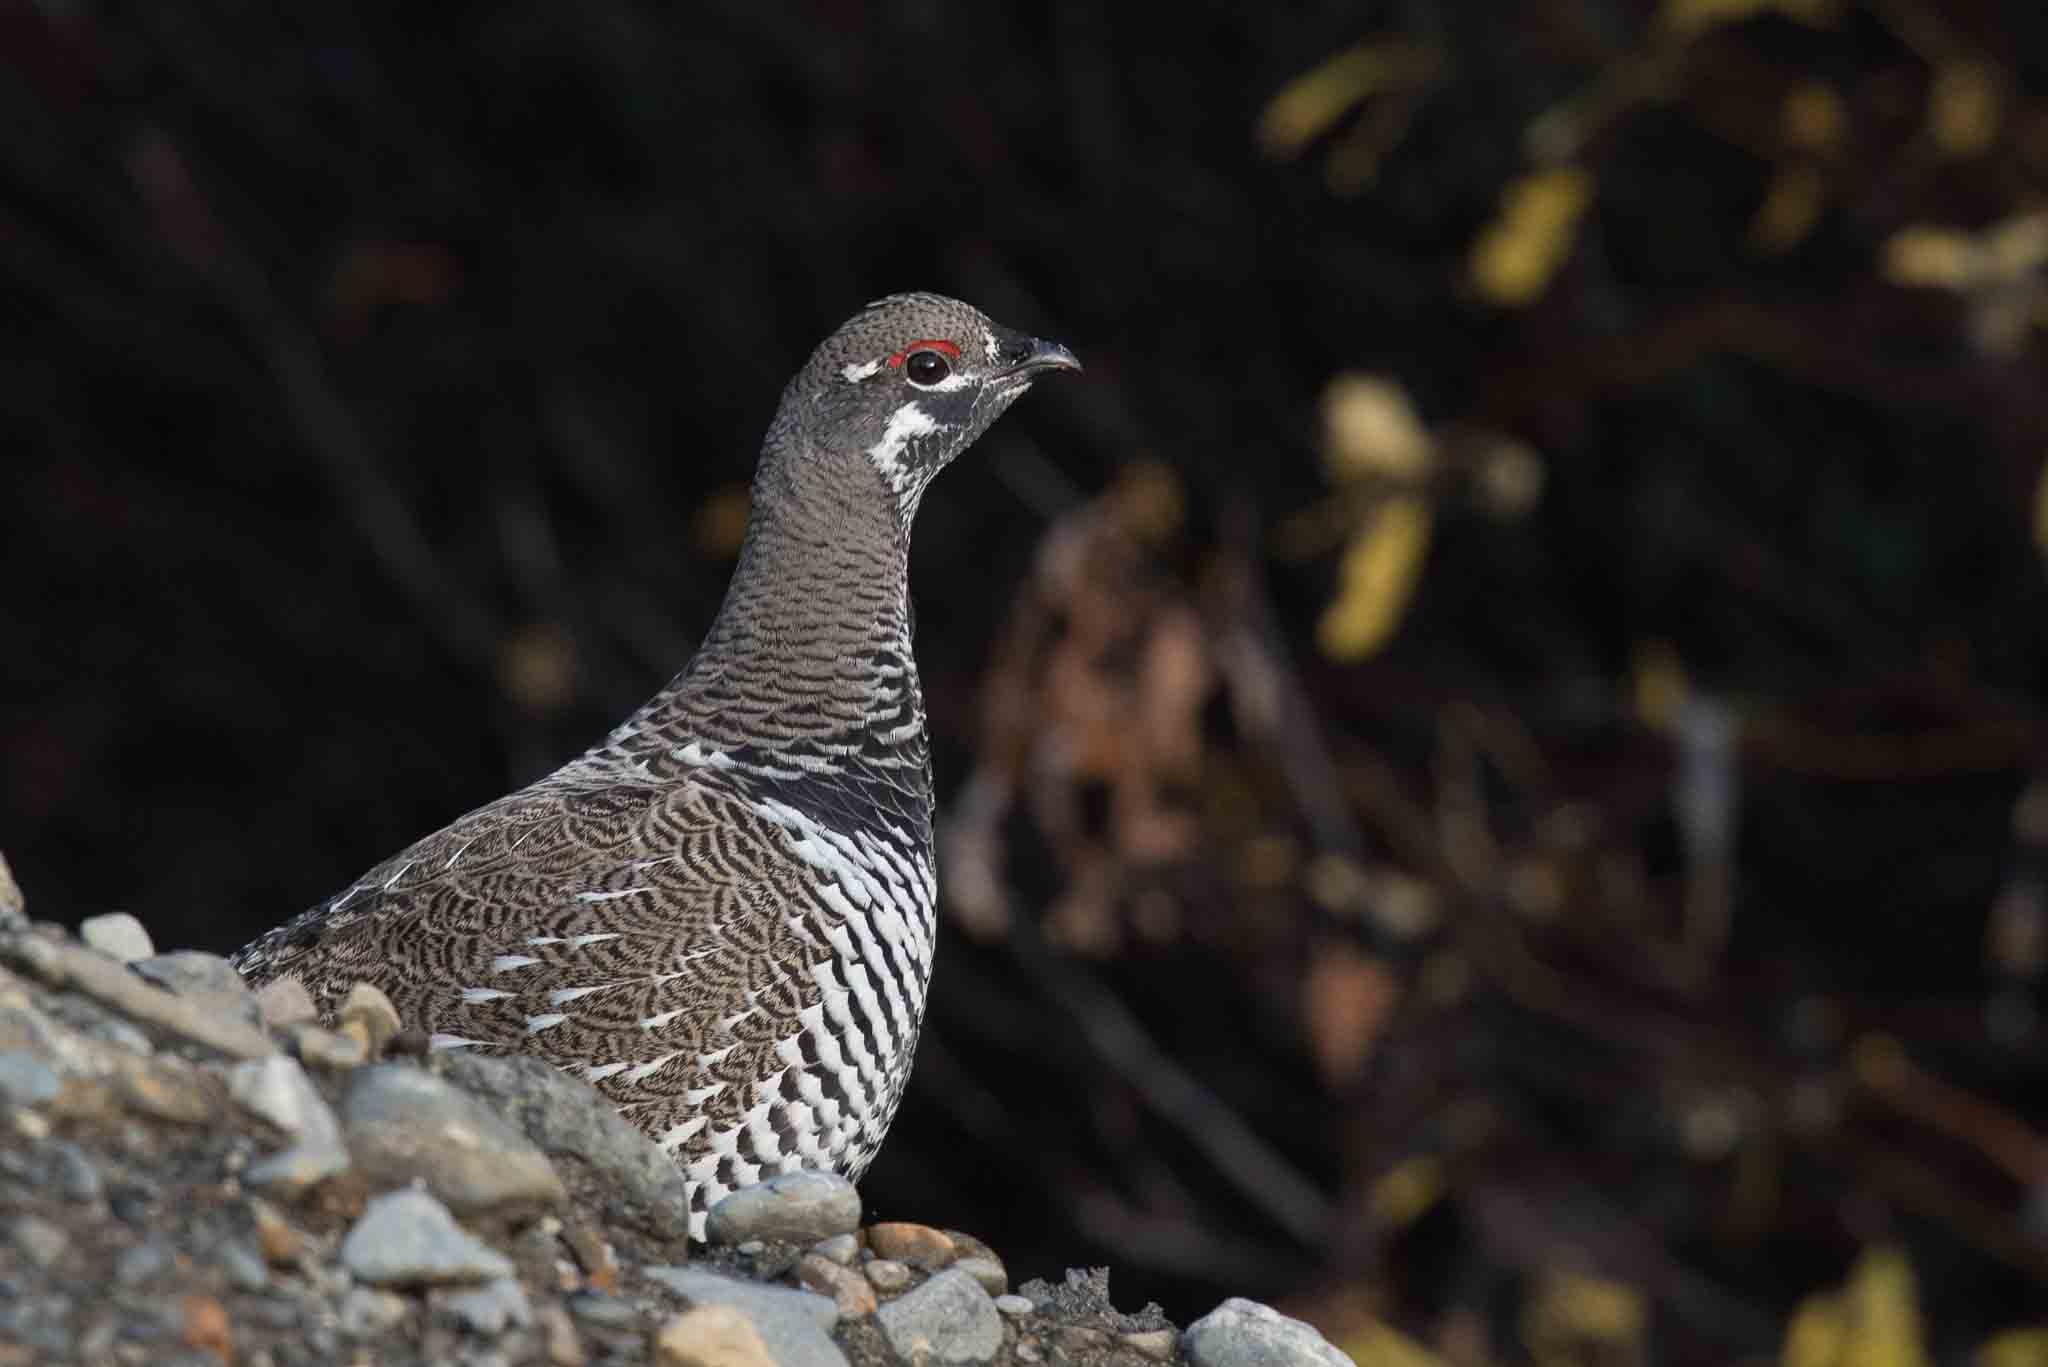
(6, 2, 2048, 1362)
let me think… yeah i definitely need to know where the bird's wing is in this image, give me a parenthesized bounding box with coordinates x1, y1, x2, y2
(235, 775, 832, 1083)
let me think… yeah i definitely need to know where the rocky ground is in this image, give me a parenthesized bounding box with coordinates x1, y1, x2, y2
(0, 857, 1351, 1367)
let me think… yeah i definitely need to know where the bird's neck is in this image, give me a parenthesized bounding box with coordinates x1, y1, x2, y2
(603, 450, 934, 838)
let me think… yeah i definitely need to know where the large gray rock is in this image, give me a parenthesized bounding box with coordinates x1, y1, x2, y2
(339, 1189, 515, 1287)
(876, 1267, 1004, 1365)
(341, 1063, 565, 1217)
(1184, 1298, 1353, 1367)
(441, 1051, 694, 1241)
(705, 1170, 861, 1246)
(644, 1265, 845, 1367)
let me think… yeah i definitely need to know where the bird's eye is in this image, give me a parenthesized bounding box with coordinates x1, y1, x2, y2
(904, 350, 951, 387)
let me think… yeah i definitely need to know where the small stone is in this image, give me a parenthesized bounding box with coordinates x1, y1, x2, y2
(865, 1259, 912, 1293)
(79, 912, 155, 963)
(0, 934, 271, 1058)
(569, 1292, 641, 1328)
(339, 982, 402, 1055)
(113, 1238, 170, 1287)
(342, 1063, 566, 1216)
(0, 851, 25, 930)
(642, 1266, 844, 1367)
(337, 1286, 412, 1337)
(217, 1241, 269, 1291)
(9, 1213, 68, 1268)
(181, 1295, 232, 1361)
(1057, 1326, 1111, 1353)
(1124, 1328, 1180, 1360)
(705, 1171, 861, 1246)
(539, 1302, 587, 1366)
(339, 1188, 515, 1287)
(875, 1267, 1003, 1365)
(995, 1295, 1034, 1317)
(226, 1055, 350, 1193)
(253, 978, 318, 1029)
(440, 1278, 534, 1334)
(811, 1233, 858, 1267)
(1015, 1338, 1043, 1363)
(866, 1221, 955, 1270)
(1184, 1298, 1353, 1367)
(131, 952, 262, 1031)
(953, 1256, 1007, 1297)
(10, 1108, 48, 1140)
(46, 1140, 102, 1201)
(653, 1304, 778, 1367)
(796, 1253, 878, 1318)
(736, 1239, 766, 1256)
(286, 1022, 368, 1071)
(0, 1050, 59, 1106)
(249, 1199, 304, 1266)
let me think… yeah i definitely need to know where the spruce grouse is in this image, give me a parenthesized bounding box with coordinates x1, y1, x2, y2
(233, 293, 1080, 1236)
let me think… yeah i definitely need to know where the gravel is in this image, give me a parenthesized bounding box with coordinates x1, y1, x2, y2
(0, 904, 1343, 1366)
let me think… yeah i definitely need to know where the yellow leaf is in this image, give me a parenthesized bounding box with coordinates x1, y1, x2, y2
(1469, 167, 1593, 307)
(1979, 1327, 2048, 1367)
(1783, 81, 1847, 151)
(1784, 1293, 1846, 1367)
(1523, 1270, 1647, 1367)
(1882, 226, 1979, 289)
(1318, 497, 1432, 660)
(1341, 1319, 1450, 1367)
(1369, 1155, 1443, 1231)
(1259, 41, 1440, 158)
(1841, 1246, 1931, 1367)
(1928, 60, 2003, 158)
(1322, 374, 1433, 482)
(1750, 165, 1826, 255)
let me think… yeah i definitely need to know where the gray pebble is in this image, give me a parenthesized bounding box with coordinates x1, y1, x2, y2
(252, 977, 318, 1028)
(865, 1259, 912, 1292)
(876, 1267, 1003, 1365)
(131, 951, 262, 1030)
(79, 912, 156, 964)
(994, 1295, 1035, 1317)
(341, 1063, 565, 1216)
(9, 1213, 69, 1269)
(568, 1291, 641, 1328)
(113, 1238, 171, 1287)
(811, 1233, 859, 1266)
(337, 1285, 412, 1337)
(1184, 1298, 1353, 1367)
(953, 1255, 1007, 1296)
(439, 1277, 534, 1334)
(704, 1169, 862, 1246)
(226, 1055, 351, 1193)
(217, 1240, 270, 1292)
(45, 1140, 102, 1201)
(643, 1265, 845, 1367)
(0, 1049, 60, 1106)
(339, 1188, 515, 1287)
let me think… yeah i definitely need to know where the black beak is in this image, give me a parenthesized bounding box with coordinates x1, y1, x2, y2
(997, 336, 1083, 380)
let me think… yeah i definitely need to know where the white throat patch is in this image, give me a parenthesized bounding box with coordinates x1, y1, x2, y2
(866, 401, 939, 497)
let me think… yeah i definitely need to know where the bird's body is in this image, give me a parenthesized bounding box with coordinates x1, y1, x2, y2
(233, 294, 1077, 1235)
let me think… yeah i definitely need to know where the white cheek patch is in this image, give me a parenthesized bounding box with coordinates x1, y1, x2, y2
(913, 370, 973, 394)
(982, 328, 1001, 364)
(866, 401, 940, 495)
(841, 358, 883, 383)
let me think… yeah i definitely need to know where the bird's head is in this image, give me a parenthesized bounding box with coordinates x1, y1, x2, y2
(767, 292, 1080, 520)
